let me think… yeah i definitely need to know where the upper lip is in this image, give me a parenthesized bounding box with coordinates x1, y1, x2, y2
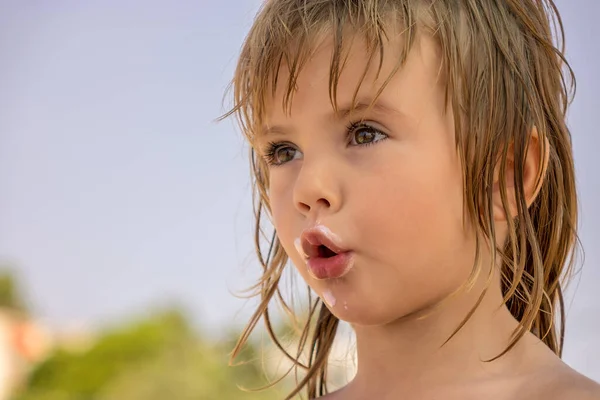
(299, 225, 349, 259)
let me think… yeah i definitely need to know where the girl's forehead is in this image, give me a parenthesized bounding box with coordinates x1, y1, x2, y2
(261, 32, 442, 122)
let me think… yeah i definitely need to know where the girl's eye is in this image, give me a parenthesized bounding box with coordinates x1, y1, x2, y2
(263, 143, 300, 166)
(348, 122, 388, 146)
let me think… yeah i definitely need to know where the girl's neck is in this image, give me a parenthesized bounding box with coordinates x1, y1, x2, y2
(344, 276, 559, 398)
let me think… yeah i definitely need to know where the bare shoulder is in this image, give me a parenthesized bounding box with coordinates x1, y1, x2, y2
(552, 369, 600, 399)
(533, 363, 600, 400)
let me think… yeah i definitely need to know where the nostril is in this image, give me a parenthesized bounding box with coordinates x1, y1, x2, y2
(295, 198, 331, 214)
(316, 198, 331, 208)
(297, 202, 311, 213)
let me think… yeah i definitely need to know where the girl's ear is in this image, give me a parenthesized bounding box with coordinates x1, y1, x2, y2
(492, 126, 550, 222)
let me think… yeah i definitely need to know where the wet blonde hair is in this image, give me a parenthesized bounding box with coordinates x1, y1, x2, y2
(222, 0, 578, 398)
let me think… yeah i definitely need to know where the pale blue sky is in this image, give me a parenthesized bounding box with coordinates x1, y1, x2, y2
(0, 0, 598, 380)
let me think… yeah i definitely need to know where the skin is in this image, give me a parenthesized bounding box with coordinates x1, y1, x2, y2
(255, 30, 600, 400)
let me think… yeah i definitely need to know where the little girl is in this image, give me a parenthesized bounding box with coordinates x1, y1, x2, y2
(222, 0, 600, 399)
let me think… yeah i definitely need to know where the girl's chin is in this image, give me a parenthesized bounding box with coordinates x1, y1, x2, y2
(325, 296, 433, 327)
(325, 303, 396, 326)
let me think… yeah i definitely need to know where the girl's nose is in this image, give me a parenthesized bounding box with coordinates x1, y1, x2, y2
(292, 158, 342, 217)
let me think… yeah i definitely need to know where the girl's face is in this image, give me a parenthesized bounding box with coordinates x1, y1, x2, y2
(258, 33, 478, 326)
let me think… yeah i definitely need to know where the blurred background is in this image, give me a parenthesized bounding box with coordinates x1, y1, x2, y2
(0, 0, 597, 399)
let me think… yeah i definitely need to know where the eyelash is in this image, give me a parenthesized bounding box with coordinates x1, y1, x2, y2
(262, 121, 388, 167)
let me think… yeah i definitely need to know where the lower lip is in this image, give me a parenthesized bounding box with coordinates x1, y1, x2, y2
(307, 252, 354, 280)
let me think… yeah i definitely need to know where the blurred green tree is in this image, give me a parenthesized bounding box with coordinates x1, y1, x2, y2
(13, 309, 287, 400)
(0, 270, 28, 313)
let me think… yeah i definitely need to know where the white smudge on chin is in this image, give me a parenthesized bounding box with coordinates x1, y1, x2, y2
(323, 290, 336, 307)
(294, 238, 306, 259)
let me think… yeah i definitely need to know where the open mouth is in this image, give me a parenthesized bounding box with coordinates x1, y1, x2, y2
(298, 226, 349, 260)
(296, 225, 355, 280)
(317, 244, 338, 258)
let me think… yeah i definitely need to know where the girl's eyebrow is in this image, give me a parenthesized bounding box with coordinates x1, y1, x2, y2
(259, 98, 404, 138)
(260, 124, 292, 139)
(336, 98, 405, 119)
